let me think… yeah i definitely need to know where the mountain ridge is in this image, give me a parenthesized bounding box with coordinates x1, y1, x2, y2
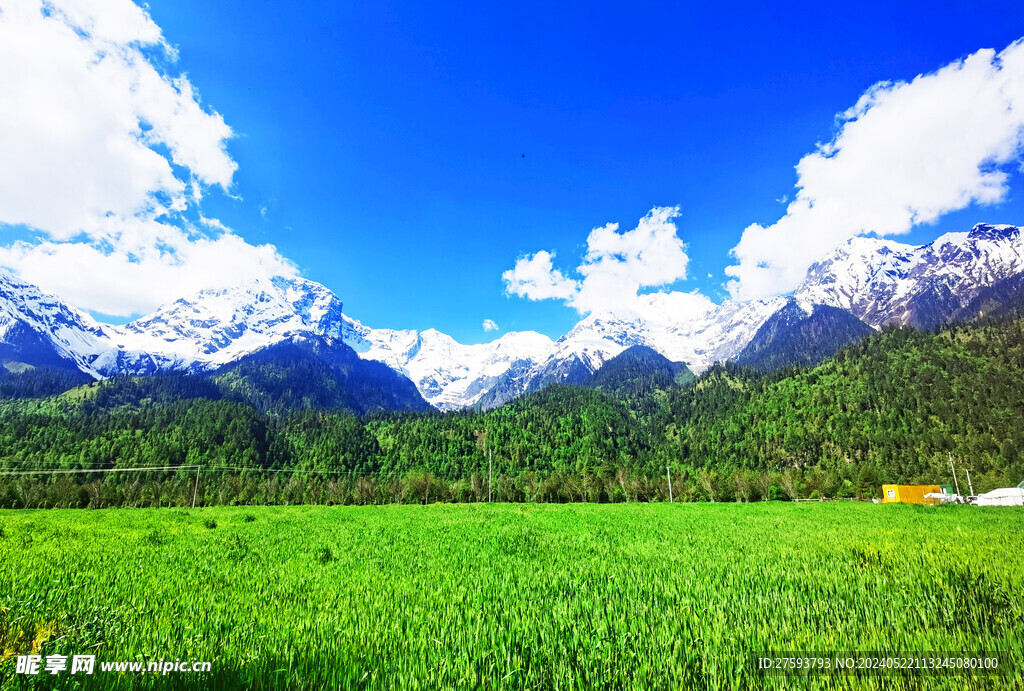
(736, 301, 874, 372)
(0, 221, 1021, 410)
(795, 223, 1024, 329)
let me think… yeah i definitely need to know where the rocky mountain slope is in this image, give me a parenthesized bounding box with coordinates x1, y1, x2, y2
(735, 301, 873, 372)
(0, 271, 141, 376)
(794, 224, 1024, 329)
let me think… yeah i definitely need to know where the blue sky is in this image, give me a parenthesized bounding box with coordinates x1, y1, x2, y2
(3, 1, 1024, 342)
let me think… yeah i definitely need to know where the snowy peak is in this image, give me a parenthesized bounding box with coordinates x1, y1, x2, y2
(472, 293, 788, 410)
(2, 220, 1023, 410)
(0, 270, 115, 376)
(111, 276, 346, 369)
(105, 273, 556, 411)
(795, 224, 1024, 328)
(967, 223, 1020, 242)
(550, 294, 786, 375)
(342, 316, 556, 410)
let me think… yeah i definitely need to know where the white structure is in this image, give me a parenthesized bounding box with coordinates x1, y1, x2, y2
(924, 492, 961, 504)
(976, 487, 1024, 507)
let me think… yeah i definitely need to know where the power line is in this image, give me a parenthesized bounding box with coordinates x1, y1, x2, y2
(0, 464, 374, 476)
(0, 464, 200, 476)
(203, 465, 359, 475)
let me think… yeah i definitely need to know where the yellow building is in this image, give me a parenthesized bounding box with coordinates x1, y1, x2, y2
(882, 484, 942, 505)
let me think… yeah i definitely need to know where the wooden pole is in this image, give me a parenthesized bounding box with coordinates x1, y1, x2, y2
(191, 465, 201, 509)
(667, 466, 673, 503)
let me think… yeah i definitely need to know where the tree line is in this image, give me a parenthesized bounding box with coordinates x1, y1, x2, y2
(1, 316, 1023, 504)
(0, 464, 880, 509)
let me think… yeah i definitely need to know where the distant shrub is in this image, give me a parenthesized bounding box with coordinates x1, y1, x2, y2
(227, 535, 249, 563)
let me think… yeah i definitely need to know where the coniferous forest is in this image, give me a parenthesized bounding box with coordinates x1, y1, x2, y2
(1, 315, 1022, 508)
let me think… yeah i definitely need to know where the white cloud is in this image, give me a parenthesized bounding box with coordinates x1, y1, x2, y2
(482, 319, 499, 332)
(0, 0, 295, 315)
(0, 229, 295, 315)
(45, 0, 164, 46)
(503, 206, 690, 314)
(502, 250, 579, 302)
(726, 38, 1024, 301)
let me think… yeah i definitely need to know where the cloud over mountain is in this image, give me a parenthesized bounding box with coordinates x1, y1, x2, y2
(726, 38, 1024, 301)
(503, 206, 691, 315)
(0, 0, 295, 316)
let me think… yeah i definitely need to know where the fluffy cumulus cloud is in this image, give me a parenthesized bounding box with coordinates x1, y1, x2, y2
(502, 251, 579, 302)
(0, 0, 295, 315)
(0, 230, 294, 316)
(481, 319, 499, 332)
(503, 207, 690, 314)
(726, 38, 1024, 301)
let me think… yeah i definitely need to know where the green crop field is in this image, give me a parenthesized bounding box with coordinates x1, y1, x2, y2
(0, 503, 1022, 690)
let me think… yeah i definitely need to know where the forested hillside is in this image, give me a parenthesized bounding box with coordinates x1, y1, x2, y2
(1, 316, 1022, 506)
(653, 320, 1024, 495)
(212, 338, 431, 416)
(734, 302, 873, 372)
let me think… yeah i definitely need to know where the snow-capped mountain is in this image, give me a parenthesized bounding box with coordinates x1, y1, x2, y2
(2, 221, 1023, 410)
(565, 293, 788, 373)
(45, 274, 551, 411)
(539, 293, 786, 377)
(90, 275, 554, 410)
(475, 293, 786, 408)
(69, 274, 781, 410)
(341, 318, 554, 410)
(795, 224, 1024, 328)
(110, 276, 347, 372)
(0, 271, 329, 379)
(0, 271, 122, 376)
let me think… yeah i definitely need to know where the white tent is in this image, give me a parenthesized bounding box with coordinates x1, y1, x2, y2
(925, 492, 960, 504)
(976, 487, 1024, 507)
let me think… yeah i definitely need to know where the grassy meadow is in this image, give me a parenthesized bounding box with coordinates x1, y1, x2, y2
(0, 502, 1022, 689)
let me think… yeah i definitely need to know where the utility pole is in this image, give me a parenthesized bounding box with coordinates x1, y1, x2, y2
(191, 465, 201, 509)
(964, 468, 975, 497)
(488, 450, 492, 503)
(949, 453, 962, 499)
(667, 466, 673, 503)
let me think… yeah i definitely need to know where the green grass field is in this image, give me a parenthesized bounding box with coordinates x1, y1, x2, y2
(1, 503, 1022, 689)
